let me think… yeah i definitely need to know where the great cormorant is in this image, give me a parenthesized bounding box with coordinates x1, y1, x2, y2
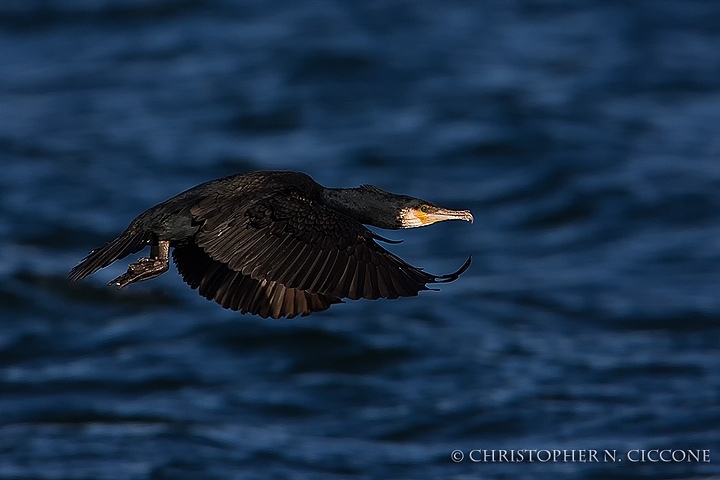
(68, 171, 473, 318)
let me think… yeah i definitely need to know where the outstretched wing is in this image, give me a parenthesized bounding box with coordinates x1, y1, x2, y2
(172, 242, 341, 319)
(191, 187, 469, 301)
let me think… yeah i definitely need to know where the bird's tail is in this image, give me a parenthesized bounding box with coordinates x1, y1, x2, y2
(67, 230, 152, 281)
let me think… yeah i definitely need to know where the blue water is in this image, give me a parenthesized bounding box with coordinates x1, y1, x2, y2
(2, 1, 720, 479)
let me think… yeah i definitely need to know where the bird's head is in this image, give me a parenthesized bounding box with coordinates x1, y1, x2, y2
(321, 184, 473, 230)
(397, 198, 474, 229)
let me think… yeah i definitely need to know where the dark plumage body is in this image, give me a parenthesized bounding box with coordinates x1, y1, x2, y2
(69, 171, 473, 318)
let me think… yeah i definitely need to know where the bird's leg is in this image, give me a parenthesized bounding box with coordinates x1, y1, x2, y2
(109, 240, 170, 289)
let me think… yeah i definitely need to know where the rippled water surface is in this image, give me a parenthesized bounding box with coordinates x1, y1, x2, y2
(2, 1, 720, 479)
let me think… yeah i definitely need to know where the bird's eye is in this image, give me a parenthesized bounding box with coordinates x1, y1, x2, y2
(420, 205, 428, 213)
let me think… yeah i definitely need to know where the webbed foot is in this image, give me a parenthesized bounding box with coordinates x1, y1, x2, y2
(109, 240, 170, 289)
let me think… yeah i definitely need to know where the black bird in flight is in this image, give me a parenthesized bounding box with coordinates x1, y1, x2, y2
(69, 171, 473, 318)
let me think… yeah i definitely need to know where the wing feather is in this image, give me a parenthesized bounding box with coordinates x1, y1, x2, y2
(172, 243, 341, 319)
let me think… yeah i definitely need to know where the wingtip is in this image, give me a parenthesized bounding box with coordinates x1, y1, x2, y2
(372, 232, 404, 244)
(434, 254, 472, 283)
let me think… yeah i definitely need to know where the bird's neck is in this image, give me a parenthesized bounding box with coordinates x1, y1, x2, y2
(320, 187, 401, 229)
